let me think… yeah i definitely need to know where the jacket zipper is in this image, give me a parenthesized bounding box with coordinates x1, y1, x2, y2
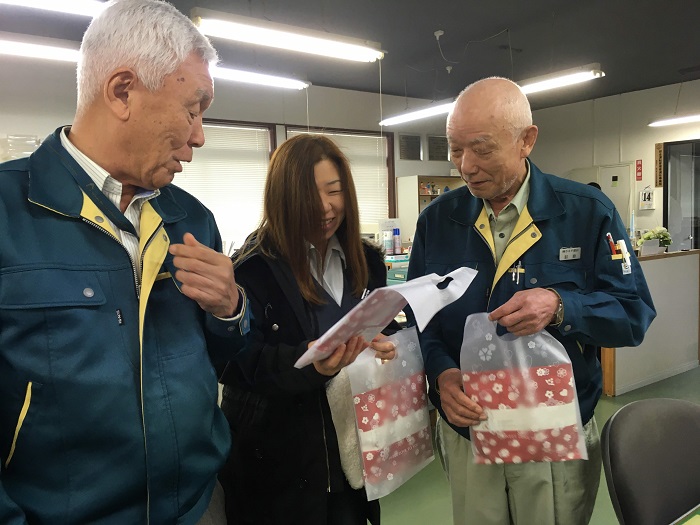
(474, 226, 496, 310)
(319, 393, 331, 492)
(81, 218, 140, 298)
(137, 221, 163, 525)
(475, 219, 534, 311)
(83, 216, 163, 524)
(139, 222, 163, 283)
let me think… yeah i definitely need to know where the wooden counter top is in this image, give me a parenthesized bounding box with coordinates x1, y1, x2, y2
(637, 249, 700, 262)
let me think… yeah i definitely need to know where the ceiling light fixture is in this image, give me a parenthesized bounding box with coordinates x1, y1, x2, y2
(211, 66, 309, 90)
(379, 63, 606, 126)
(648, 114, 700, 127)
(0, 0, 105, 17)
(0, 35, 79, 62)
(0, 34, 309, 90)
(192, 8, 384, 63)
(519, 63, 605, 95)
(379, 101, 454, 127)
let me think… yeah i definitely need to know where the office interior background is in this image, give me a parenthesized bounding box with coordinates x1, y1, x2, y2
(1, 1, 700, 523)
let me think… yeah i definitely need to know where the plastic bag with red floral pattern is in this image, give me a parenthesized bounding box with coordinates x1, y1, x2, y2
(460, 312, 587, 465)
(347, 326, 434, 500)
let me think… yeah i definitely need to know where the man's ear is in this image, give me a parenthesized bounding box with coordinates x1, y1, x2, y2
(520, 125, 538, 158)
(104, 68, 137, 121)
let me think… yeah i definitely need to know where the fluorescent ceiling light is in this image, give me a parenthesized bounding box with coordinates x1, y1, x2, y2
(211, 66, 308, 90)
(0, 0, 105, 17)
(0, 37, 79, 62)
(648, 114, 700, 127)
(379, 101, 454, 127)
(379, 63, 606, 126)
(192, 7, 384, 63)
(0, 34, 308, 90)
(519, 63, 605, 94)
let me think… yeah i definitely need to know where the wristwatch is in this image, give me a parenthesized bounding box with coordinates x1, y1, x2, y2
(548, 289, 564, 326)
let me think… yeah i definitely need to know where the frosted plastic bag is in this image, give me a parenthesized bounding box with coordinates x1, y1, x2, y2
(347, 326, 434, 500)
(459, 312, 587, 465)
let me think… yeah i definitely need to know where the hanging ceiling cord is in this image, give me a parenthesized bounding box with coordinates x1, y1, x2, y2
(406, 64, 438, 74)
(432, 67, 450, 97)
(436, 33, 459, 64)
(506, 29, 514, 78)
(434, 27, 510, 65)
(458, 28, 510, 62)
(378, 58, 385, 181)
(403, 78, 408, 109)
(549, 12, 555, 73)
(305, 87, 310, 131)
(378, 58, 383, 134)
(674, 82, 683, 115)
(401, 65, 439, 109)
(429, 27, 512, 97)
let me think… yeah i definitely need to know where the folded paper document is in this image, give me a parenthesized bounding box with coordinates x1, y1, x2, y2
(294, 267, 477, 368)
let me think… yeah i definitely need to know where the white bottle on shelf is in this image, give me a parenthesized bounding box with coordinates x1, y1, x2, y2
(383, 230, 394, 255)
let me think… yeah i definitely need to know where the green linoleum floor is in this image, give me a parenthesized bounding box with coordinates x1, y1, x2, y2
(380, 365, 700, 525)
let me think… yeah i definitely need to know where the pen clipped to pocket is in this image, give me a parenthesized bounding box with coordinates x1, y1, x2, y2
(606, 232, 624, 261)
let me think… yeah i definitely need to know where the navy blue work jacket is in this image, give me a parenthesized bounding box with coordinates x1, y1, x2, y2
(408, 161, 656, 438)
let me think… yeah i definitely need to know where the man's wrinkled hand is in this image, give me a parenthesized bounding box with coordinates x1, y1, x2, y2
(488, 288, 560, 336)
(169, 233, 240, 318)
(437, 368, 486, 428)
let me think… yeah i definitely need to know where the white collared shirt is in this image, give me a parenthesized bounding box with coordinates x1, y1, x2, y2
(60, 127, 159, 279)
(483, 160, 532, 263)
(309, 235, 346, 306)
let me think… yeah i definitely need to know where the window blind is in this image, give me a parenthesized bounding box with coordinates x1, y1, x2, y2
(286, 129, 389, 225)
(176, 123, 271, 252)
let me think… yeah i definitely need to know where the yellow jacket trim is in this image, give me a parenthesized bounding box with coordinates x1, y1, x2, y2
(475, 207, 496, 260)
(493, 207, 541, 287)
(136, 201, 168, 521)
(5, 382, 32, 468)
(79, 192, 118, 239)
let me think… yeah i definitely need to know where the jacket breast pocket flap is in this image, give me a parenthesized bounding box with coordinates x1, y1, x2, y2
(0, 268, 106, 309)
(523, 262, 586, 290)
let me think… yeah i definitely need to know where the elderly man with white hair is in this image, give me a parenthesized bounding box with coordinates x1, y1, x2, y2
(0, 1, 249, 523)
(407, 77, 656, 525)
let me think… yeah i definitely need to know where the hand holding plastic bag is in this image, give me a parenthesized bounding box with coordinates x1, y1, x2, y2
(460, 312, 587, 464)
(346, 327, 434, 500)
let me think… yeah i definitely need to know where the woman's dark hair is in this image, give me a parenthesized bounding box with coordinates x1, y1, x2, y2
(238, 134, 368, 304)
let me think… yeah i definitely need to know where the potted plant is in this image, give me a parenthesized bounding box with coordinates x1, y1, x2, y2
(637, 226, 672, 250)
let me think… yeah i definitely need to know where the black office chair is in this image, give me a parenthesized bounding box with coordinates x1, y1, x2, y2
(601, 398, 700, 525)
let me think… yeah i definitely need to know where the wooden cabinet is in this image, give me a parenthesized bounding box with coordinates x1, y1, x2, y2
(396, 175, 465, 243)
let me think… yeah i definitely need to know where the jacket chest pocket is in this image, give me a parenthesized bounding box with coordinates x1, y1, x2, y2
(1, 268, 108, 347)
(522, 262, 587, 291)
(0, 268, 107, 310)
(0, 268, 139, 369)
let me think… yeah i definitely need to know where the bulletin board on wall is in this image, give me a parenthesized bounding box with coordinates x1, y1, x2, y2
(655, 142, 664, 187)
(399, 134, 422, 160)
(427, 135, 449, 161)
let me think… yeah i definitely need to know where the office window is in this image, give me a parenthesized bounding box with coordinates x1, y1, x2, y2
(176, 122, 273, 252)
(663, 140, 700, 251)
(287, 128, 391, 225)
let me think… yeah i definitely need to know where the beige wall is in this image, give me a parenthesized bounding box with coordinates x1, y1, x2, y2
(530, 80, 700, 233)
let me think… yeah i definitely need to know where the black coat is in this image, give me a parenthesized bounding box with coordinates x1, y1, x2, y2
(219, 239, 391, 525)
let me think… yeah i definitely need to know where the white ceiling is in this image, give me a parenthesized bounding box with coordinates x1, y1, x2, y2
(1, 0, 699, 111)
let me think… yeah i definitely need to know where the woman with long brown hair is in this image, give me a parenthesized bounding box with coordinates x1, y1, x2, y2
(219, 134, 397, 525)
